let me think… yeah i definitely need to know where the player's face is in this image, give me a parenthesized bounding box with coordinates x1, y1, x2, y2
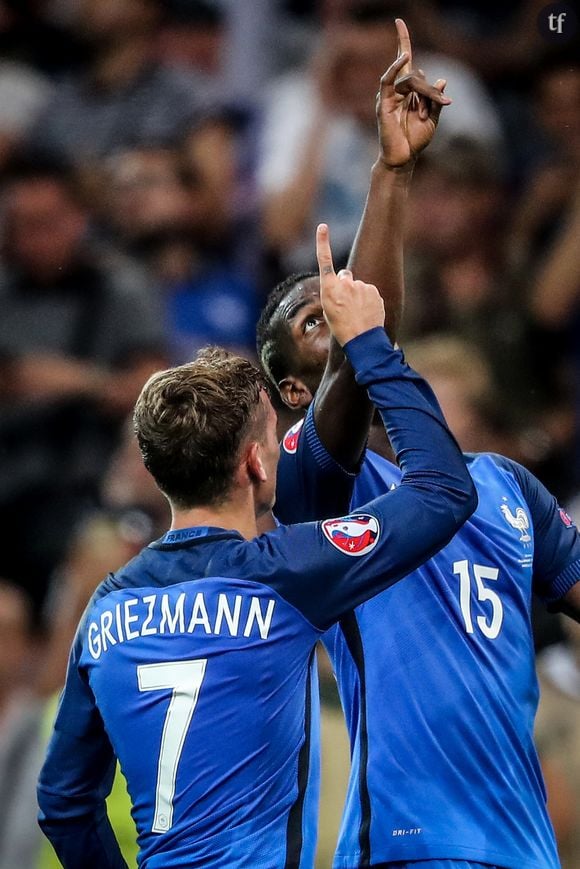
(275, 276, 330, 407)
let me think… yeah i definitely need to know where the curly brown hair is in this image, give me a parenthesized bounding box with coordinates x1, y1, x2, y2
(134, 347, 269, 509)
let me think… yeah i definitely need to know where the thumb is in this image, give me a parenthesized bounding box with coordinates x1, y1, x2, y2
(337, 268, 353, 281)
(429, 79, 448, 125)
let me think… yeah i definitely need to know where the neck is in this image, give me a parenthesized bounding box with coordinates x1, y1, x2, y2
(170, 489, 259, 541)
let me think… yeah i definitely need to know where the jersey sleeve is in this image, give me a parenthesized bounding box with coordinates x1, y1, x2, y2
(489, 454, 580, 602)
(254, 484, 471, 632)
(251, 328, 477, 631)
(37, 621, 127, 869)
(274, 403, 357, 524)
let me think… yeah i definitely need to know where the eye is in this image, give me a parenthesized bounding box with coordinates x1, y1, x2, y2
(304, 315, 322, 333)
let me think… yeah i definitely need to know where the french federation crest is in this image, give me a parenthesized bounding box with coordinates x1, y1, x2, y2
(321, 514, 380, 556)
(282, 418, 304, 454)
(500, 503, 531, 543)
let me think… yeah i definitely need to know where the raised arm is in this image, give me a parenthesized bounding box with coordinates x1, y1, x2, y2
(313, 19, 450, 470)
(260, 228, 476, 628)
(347, 19, 449, 338)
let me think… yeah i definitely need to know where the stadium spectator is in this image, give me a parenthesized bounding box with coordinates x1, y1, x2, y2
(158, 0, 226, 80)
(26, 0, 220, 172)
(101, 137, 260, 361)
(100, 145, 202, 283)
(0, 160, 167, 619)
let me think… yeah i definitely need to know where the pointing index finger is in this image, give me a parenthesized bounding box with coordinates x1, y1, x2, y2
(316, 223, 335, 286)
(395, 18, 412, 77)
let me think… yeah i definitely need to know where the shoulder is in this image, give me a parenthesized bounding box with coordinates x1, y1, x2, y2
(464, 451, 522, 478)
(462, 452, 534, 507)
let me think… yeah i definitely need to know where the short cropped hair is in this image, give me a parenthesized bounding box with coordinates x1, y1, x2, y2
(134, 347, 268, 509)
(256, 271, 316, 388)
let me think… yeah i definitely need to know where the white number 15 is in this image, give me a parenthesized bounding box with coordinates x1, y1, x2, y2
(453, 560, 503, 639)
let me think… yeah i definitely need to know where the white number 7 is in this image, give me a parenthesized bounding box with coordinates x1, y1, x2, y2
(138, 659, 207, 833)
(453, 560, 503, 639)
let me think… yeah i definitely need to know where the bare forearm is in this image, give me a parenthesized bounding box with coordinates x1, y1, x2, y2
(347, 161, 413, 343)
(317, 164, 414, 467)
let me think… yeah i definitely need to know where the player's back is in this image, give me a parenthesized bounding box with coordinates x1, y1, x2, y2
(329, 451, 564, 869)
(81, 529, 321, 869)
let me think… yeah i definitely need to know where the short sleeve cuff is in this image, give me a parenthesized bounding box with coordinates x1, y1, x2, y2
(543, 558, 580, 602)
(343, 327, 394, 369)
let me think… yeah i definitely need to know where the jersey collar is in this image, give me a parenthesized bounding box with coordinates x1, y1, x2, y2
(150, 526, 243, 549)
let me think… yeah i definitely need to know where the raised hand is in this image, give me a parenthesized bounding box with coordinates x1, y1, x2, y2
(316, 223, 385, 347)
(377, 19, 451, 169)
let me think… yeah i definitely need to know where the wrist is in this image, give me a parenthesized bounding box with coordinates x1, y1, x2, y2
(343, 327, 398, 377)
(372, 158, 416, 180)
(343, 326, 394, 355)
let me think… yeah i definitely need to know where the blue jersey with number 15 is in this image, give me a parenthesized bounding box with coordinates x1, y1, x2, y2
(276, 413, 580, 869)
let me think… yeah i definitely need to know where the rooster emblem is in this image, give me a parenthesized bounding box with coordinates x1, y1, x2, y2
(500, 504, 531, 542)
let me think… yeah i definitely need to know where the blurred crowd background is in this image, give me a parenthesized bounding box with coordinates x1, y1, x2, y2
(0, 0, 578, 866)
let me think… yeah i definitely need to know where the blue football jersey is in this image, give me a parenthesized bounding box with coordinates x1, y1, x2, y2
(68, 536, 323, 869)
(276, 415, 580, 869)
(38, 329, 477, 869)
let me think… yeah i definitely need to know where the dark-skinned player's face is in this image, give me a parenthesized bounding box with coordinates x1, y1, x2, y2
(274, 276, 330, 395)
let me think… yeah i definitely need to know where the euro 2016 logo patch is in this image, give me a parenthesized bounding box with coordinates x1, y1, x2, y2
(282, 418, 304, 454)
(559, 508, 575, 529)
(321, 514, 380, 556)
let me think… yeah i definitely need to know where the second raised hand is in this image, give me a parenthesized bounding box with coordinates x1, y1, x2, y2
(316, 224, 385, 347)
(377, 18, 451, 168)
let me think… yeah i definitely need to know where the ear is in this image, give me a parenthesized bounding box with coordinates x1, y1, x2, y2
(246, 441, 268, 484)
(279, 376, 313, 410)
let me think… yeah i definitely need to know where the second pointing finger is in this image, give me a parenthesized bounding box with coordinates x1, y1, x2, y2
(316, 223, 335, 280)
